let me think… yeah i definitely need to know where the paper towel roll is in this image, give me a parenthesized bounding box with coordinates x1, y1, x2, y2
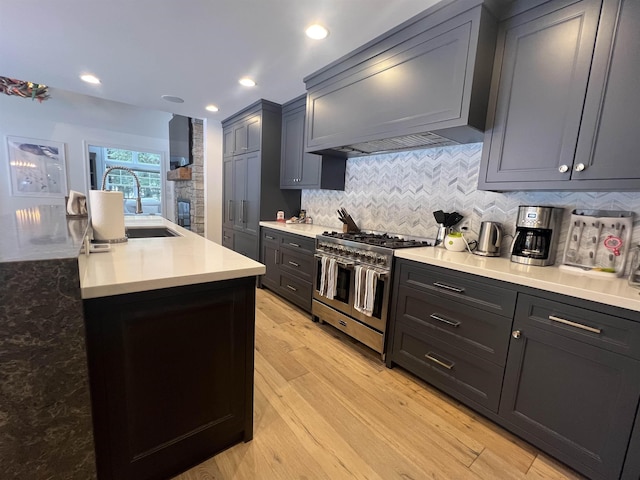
(89, 190, 127, 242)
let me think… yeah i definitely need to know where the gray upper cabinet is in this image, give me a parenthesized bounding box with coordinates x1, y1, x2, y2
(573, 0, 640, 187)
(303, 0, 498, 156)
(280, 95, 346, 190)
(479, 0, 640, 191)
(223, 113, 261, 158)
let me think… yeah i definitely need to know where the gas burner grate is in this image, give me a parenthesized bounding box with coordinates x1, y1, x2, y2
(321, 231, 431, 249)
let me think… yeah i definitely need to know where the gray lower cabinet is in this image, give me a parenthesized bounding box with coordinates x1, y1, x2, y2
(387, 258, 640, 480)
(280, 95, 346, 190)
(259, 227, 315, 312)
(222, 100, 301, 261)
(500, 294, 640, 480)
(387, 260, 516, 412)
(479, 0, 640, 191)
(222, 227, 234, 250)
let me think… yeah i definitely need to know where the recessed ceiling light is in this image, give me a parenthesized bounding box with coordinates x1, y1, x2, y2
(239, 78, 256, 87)
(161, 95, 184, 103)
(205, 104, 219, 112)
(80, 74, 101, 84)
(305, 24, 329, 40)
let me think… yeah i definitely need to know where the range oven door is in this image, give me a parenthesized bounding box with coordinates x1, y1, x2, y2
(350, 271, 390, 333)
(313, 254, 353, 316)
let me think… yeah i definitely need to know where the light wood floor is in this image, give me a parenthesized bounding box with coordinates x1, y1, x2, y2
(174, 288, 584, 480)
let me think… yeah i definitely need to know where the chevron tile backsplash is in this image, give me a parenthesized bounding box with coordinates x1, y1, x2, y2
(301, 143, 640, 249)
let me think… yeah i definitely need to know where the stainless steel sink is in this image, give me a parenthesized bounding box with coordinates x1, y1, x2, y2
(125, 227, 181, 238)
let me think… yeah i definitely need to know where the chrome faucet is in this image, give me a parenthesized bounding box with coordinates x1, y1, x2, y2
(101, 166, 143, 214)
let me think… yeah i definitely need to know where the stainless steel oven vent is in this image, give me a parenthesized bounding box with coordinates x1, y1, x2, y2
(330, 132, 460, 156)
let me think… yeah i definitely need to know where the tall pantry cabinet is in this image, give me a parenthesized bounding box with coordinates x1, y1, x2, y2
(222, 100, 301, 261)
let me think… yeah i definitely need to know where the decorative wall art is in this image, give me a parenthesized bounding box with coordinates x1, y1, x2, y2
(6, 136, 67, 197)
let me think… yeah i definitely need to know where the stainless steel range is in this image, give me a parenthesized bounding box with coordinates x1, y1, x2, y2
(313, 231, 431, 358)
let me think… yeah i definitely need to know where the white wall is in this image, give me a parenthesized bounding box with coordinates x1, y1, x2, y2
(204, 121, 223, 244)
(0, 88, 172, 216)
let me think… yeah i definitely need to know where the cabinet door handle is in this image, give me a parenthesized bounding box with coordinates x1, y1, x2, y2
(274, 250, 279, 265)
(227, 200, 233, 221)
(240, 200, 247, 223)
(265, 235, 276, 240)
(430, 313, 460, 328)
(558, 164, 569, 173)
(289, 242, 300, 248)
(288, 261, 299, 267)
(574, 163, 586, 172)
(433, 282, 465, 294)
(286, 284, 297, 292)
(425, 352, 454, 370)
(548, 315, 601, 334)
(512, 330, 521, 339)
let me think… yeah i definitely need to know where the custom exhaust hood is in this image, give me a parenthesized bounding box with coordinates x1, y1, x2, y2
(303, 0, 498, 157)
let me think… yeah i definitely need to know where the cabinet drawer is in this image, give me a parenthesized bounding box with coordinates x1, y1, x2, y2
(392, 319, 504, 412)
(262, 228, 281, 243)
(397, 260, 516, 318)
(280, 233, 315, 254)
(517, 294, 640, 359)
(278, 272, 312, 312)
(280, 248, 314, 281)
(395, 285, 512, 366)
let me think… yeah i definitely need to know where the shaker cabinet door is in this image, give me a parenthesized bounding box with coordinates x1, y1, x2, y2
(500, 317, 640, 480)
(480, 0, 601, 185)
(573, 0, 640, 186)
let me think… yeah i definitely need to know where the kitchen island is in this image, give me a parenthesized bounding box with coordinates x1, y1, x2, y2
(80, 215, 265, 480)
(1, 207, 265, 480)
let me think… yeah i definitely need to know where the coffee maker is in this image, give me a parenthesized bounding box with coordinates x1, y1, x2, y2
(511, 206, 563, 266)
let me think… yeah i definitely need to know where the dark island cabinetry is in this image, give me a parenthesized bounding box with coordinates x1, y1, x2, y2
(387, 258, 640, 480)
(84, 277, 256, 480)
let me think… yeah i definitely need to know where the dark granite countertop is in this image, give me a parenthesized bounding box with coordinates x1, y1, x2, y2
(0, 205, 88, 263)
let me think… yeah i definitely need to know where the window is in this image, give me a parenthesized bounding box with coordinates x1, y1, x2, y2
(89, 145, 164, 215)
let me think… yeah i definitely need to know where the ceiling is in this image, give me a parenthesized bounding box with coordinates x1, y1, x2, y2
(0, 0, 440, 123)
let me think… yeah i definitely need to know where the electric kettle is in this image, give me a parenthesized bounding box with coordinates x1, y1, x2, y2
(474, 221, 503, 257)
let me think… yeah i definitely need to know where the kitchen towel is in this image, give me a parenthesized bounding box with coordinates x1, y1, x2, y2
(354, 266, 378, 316)
(319, 255, 338, 299)
(89, 190, 126, 242)
(325, 258, 338, 299)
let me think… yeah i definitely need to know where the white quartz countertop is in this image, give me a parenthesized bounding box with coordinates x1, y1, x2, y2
(259, 221, 330, 239)
(79, 216, 265, 299)
(395, 247, 640, 313)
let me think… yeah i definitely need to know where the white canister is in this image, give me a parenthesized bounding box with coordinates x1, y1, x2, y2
(444, 232, 467, 252)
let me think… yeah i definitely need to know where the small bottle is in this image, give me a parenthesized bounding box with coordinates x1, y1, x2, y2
(276, 210, 285, 222)
(628, 245, 640, 288)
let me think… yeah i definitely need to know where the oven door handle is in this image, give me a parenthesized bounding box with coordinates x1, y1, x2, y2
(314, 254, 355, 269)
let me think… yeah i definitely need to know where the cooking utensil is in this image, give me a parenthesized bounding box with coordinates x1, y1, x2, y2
(433, 210, 446, 225)
(446, 212, 464, 228)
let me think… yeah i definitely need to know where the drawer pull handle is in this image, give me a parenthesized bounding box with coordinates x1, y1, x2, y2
(425, 352, 454, 370)
(265, 235, 276, 240)
(339, 320, 347, 327)
(288, 261, 299, 267)
(430, 313, 460, 327)
(289, 242, 301, 248)
(548, 315, 602, 334)
(433, 282, 465, 294)
(286, 284, 297, 292)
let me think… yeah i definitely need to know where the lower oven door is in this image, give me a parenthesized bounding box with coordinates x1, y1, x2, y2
(313, 254, 354, 316)
(351, 270, 390, 333)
